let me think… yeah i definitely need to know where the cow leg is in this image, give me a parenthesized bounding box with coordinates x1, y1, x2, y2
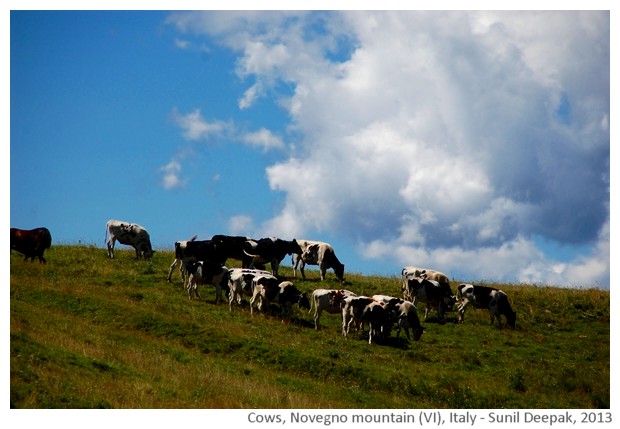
(320, 266, 327, 281)
(249, 290, 260, 315)
(107, 238, 115, 259)
(314, 310, 321, 330)
(292, 255, 300, 278)
(167, 258, 180, 282)
(457, 299, 469, 323)
(300, 261, 306, 279)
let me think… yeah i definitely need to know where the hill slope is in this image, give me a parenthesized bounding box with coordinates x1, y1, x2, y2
(10, 245, 610, 408)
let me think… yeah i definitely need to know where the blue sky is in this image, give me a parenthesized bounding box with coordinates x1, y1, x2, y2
(8, 7, 612, 289)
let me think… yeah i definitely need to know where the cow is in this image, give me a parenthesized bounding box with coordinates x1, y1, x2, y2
(401, 266, 450, 302)
(105, 220, 154, 260)
(309, 288, 357, 330)
(227, 268, 274, 312)
(167, 235, 198, 283)
(360, 301, 390, 344)
(211, 234, 255, 268)
(406, 276, 456, 322)
(185, 261, 230, 303)
(250, 279, 310, 317)
(243, 237, 302, 277)
(341, 296, 390, 344)
(293, 240, 345, 283)
(390, 300, 424, 341)
(457, 284, 517, 328)
(181, 239, 228, 267)
(10, 227, 52, 263)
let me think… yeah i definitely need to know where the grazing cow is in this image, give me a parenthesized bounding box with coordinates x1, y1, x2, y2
(390, 300, 424, 341)
(360, 301, 390, 344)
(10, 227, 52, 263)
(457, 284, 517, 328)
(250, 279, 310, 317)
(228, 268, 274, 312)
(341, 296, 374, 339)
(243, 237, 302, 277)
(401, 266, 450, 302)
(185, 261, 229, 303)
(105, 220, 154, 260)
(211, 234, 255, 268)
(293, 240, 345, 283)
(341, 296, 390, 344)
(406, 277, 456, 322)
(309, 289, 357, 330)
(167, 235, 198, 283)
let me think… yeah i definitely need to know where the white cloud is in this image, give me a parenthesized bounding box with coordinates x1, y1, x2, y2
(171, 108, 230, 141)
(228, 215, 254, 235)
(159, 160, 186, 190)
(242, 128, 285, 152)
(167, 11, 610, 288)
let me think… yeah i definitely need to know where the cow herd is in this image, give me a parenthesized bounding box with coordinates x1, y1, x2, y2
(10, 219, 517, 346)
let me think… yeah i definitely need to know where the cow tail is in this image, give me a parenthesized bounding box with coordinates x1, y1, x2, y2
(104, 223, 108, 246)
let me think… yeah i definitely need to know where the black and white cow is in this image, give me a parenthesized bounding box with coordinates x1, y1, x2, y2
(185, 261, 230, 303)
(406, 277, 456, 322)
(457, 284, 516, 328)
(308, 288, 357, 330)
(390, 300, 424, 341)
(105, 220, 154, 260)
(167, 235, 198, 283)
(227, 268, 274, 312)
(401, 266, 450, 302)
(341, 296, 390, 344)
(250, 279, 310, 317)
(293, 240, 345, 283)
(243, 237, 302, 277)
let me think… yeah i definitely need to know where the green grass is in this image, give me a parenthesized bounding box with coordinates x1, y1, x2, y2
(10, 245, 610, 409)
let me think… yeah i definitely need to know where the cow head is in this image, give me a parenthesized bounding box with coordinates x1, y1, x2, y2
(412, 326, 425, 341)
(297, 293, 311, 310)
(334, 262, 346, 284)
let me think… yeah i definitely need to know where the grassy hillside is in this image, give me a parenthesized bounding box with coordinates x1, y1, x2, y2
(10, 245, 609, 409)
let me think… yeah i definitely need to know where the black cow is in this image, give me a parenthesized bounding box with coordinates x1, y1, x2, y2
(10, 227, 52, 263)
(182, 239, 228, 266)
(211, 234, 255, 268)
(457, 284, 516, 328)
(243, 237, 302, 277)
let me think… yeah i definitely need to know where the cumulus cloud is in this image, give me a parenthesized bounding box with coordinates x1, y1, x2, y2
(159, 160, 186, 190)
(242, 128, 285, 152)
(171, 108, 231, 141)
(166, 11, 610, 288)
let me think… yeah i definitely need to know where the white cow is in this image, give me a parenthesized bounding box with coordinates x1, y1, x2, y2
(105, 219, 154, 260)
(293, 239, 345, 283)
(308, 288, 357, 330)
(228, 268, 274, 313)
(167, 235, 198, 284)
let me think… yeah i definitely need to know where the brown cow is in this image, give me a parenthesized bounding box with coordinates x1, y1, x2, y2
(10, 227, 52, 263)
